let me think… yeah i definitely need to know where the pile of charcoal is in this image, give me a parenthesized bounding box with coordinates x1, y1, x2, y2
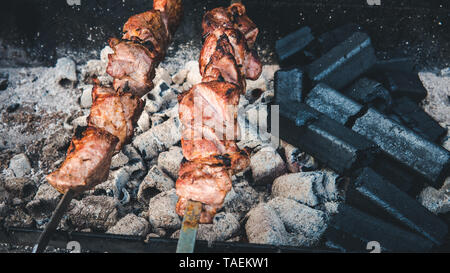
(272, 23, 450, 252)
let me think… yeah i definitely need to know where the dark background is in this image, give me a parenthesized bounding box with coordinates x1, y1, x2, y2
(0, 0, 449, 69)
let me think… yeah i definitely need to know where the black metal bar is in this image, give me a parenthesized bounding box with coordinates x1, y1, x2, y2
(32, 189, 75, 253)
(0, 227, 339, 253)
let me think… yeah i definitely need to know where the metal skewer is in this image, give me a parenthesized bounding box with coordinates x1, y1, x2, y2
(176, 200, 202, 253)
(32, 189, 75, 253)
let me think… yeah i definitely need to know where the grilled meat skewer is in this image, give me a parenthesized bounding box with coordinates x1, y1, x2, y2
(176, 2, 262, 223)
(47, 0, 183, 194)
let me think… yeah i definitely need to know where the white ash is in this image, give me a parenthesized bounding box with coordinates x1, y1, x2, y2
(147, 189, 181, 230)
(418, 186, 450, 215)
(157, 146, 184, 180)
(67, 195, 118, 231)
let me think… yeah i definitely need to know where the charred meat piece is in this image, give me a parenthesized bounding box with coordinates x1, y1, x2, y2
(88, 86, 144, 151)
(107, 38, 156, 98)
(122, 10, 169, 62)
(153, 0, 183, 34)
(202, 3, 258, 48)
(176, 161, 232, 207)
(46, 127, 118, 194)
(200, 28, 262, 82)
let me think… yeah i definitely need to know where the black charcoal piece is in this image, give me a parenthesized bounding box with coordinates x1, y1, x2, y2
(383, 71, 427, 102)
(369, 153, 423, 195)
(324, 204, 434, 253)
(278, 103, 377, 175)
(305, 83, 363, 125)
(317, 23, 362, 54)
(371, 57, 416, 74)
(352, 108, 450, 187)
(344, 78, 392, 112)
(274, 67, 304, 106)
(346, 168, 448, 245)
(305, 32, 376, 90)
(275, 27, 314, 66)
(392, 97, 446, 143)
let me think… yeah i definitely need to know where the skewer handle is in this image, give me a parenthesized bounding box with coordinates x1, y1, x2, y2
(32, 189, 75, 253)
(176, 200, 202, 253)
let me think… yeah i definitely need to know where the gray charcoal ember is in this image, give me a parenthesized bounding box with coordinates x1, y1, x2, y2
(352, 107, 450, 187)
(324, 204, 434, 253)
(67, 196, 118, 231)
(317, 23, 363, 54)
(305, 32, 376, 89)
(344, 78, 392, 112)
(54, 57, 77, 85)
(250, 145, 286, 184)
(9, 153, 32, 177)
(268, 197, 327, 245)
(391, 97, 446, 143)
(305, 83, 363, 125)
(3, 177, 36, 201)
(110, 168, 130, 200)
(346, 168, 448, 245)
(110, 151, 129, 170)
(274, 67, 304, 107)
(281, 141, 318, 173)
(133, 117, 181, 160)
(0, 72, 9, 91)
(3, 208, 34, 228)
(175, 212, 240, 242)
(418, 187, 450, 215)
(275, 27, 314, 66)
(272, 172, 325, 207)
(321, 169, 341, 202)
(245, 203, 289, 246)
(106, 213, 149, 237)
(71, 115, 88, 131)
(26, 183, 62, 219)
(137, 111, 150, 132)
(212, 212, 240, 241)
(223, 180, 260, 220)
(79, 85, 93, 109)
(148, 189, 181, 230)
(383, 71, 427, 102)
(137, 166, 174, 205)
(278, 103, 378, 174)
(185, 61, 202, 86)
(157, 146, 183, 179)
(172, 69, 188, 85)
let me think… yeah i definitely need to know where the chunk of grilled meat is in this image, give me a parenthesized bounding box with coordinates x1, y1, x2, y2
(176, 2, 260, 223)
(202, 2, 258, 48)
(47, 0, 182, 194)
(88, 85, 144, 151)
(47, 127, 118, 193)
(200, 28, 261, 83)
(107, 38, 157, 98)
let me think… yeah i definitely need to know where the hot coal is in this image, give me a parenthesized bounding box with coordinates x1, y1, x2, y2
(305, 32, 376, 90)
